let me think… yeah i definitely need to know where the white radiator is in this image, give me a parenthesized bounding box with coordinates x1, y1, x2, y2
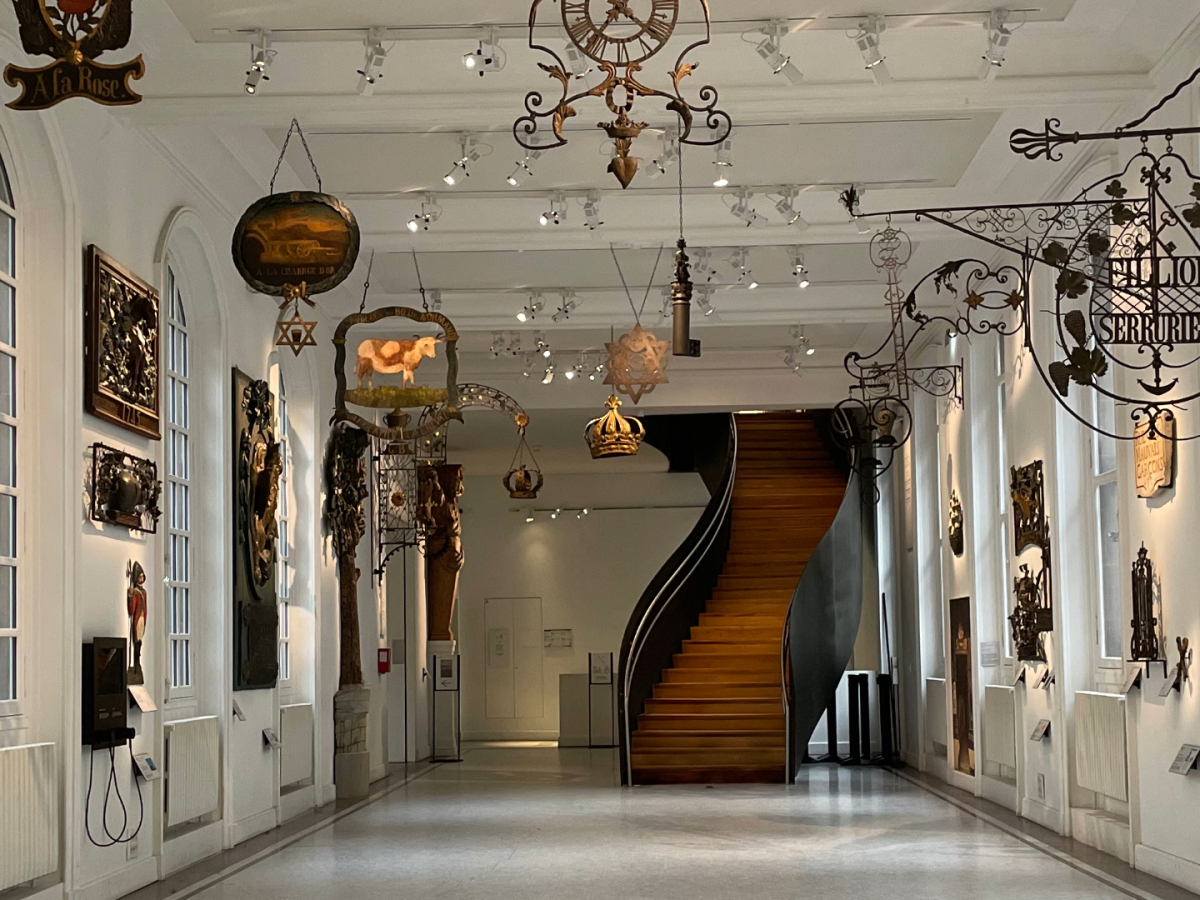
(926, 677, 947, 747)
(165, 716, 221, 826)
(1075, 690, 1127, 801)
(0, 743, 58, 892)
(280, 703, 314, 788)
(984, 685, 1017, 768)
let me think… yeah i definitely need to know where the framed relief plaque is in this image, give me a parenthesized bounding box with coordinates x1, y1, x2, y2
(83, 245, 161, 439)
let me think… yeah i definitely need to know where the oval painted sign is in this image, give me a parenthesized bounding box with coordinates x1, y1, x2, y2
(232, 191, 360, 297)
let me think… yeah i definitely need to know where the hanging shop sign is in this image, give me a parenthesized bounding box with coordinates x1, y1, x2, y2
(514, 0, 730, 187)
(1130, 544, 1162, 668)
(89, 442, 160, 533)
(1134, 415, 1175, 498)
(605, 323, 670, 405)
(83, 245, 160, 439)
(1008, 460, 1054, 663)
(585, 394, 645, 459)
(232, 119, 360, 357)
(857, 69, 1200, 444)
(4, 0, 144, 110)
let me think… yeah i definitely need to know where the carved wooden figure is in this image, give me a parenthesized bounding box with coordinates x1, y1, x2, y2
(126, 560, 147, 686)
(418, 464, 465, 642)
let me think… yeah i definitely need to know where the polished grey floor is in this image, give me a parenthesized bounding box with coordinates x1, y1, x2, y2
(166, 745, 1176, 900)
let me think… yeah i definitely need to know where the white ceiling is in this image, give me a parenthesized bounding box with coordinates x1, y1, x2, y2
(5, 0, 1198, 424)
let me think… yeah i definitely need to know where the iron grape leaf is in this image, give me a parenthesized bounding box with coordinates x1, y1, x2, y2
(1191, 183, 1200, 202)
(1065, 345, 1108, 385)
(1112, 203, 1136, 227)
(1056, 269, 1089, 300)
(1105, 179, 1127, 199)
(1042, 241, 1070, 268)
(1085, 231, 1111, 258)
(1184, 204, 1200, 229)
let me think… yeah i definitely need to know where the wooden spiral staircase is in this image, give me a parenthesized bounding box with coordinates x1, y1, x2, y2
(629, 413, 847, 784)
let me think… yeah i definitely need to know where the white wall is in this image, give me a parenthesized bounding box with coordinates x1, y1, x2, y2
(457, 470, 707, 740)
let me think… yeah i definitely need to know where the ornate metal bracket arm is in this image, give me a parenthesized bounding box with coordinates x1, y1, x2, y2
(1009, 119, 1078, 162)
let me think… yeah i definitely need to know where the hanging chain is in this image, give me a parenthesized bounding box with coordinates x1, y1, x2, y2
(358, 249, 375, 315)
(412, 249, 429, 312)
(611, 243, 665, 326)
(270, 118, 323, 194)
(677, 138, 685, 240)
(1119, 65, 1200, 133)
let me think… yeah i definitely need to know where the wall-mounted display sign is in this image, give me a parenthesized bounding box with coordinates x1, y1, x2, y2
(543, 629, 573, 649)
(89, 443, 161, 533)
(1169, 744, 1200, 776)
(434, 655, 460, 692)
(589, 652, 613, 686)
(84, 245, 160, 439)
(4, 0, 145, 111)
(1030, 719, 1051, 742)
(1134, 416, 1175, 498)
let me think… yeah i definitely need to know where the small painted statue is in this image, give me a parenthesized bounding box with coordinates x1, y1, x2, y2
(127, 560, 148, 685)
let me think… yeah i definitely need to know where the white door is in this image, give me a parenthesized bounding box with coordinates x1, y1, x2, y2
(485, 597, 544, 719)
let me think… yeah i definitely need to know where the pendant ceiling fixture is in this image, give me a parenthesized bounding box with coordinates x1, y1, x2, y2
(232, 119, 360, 357)
(504, 413, 545, 499)
(514, 0, 732, 188)
(860, 66, 1200, 444)
(605, 245, 671, 404)
(585, 394, 646, 458)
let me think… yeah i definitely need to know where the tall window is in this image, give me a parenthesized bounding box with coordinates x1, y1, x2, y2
(166, 269, 192, 691)
(996, 338, 1013, 659)
(1092, 380, 1121, 663)
(275, 374, 291, 684)
(0, 154, 17, 712)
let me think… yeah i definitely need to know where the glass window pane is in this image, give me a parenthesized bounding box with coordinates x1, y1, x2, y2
(0, 422, 14, 488)
(1098, 481, 1121, 658)
(0, 494, 14, 558)
(0, 351, 14, 417)
(0, 282, 13, 348)
(0, 212, 12, 278)
(0, 636, 14, 701)
(0, 155, 11, 208)
(0, 564, 13, 629)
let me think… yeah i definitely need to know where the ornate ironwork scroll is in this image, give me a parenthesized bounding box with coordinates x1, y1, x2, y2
(515, 0, 731, 188)
(89, 442, 161, 533)
(1130, 543, 1162, 668)
(860, 74, 1200, 443)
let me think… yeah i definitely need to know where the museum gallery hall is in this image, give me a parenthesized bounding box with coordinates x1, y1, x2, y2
(3, 1, 1200, 899)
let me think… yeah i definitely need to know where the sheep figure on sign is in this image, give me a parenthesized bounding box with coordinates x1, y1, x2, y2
(355, 335, 442, 389)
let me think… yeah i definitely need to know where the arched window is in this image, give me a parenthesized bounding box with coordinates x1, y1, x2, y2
(165, 267, 192, 692)
(0, 152, 16, 712)
(274, 370, 291, 686)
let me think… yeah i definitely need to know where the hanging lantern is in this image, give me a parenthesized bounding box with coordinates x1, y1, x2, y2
(504, 413, 544, 499)
(585, 394, 646, 459)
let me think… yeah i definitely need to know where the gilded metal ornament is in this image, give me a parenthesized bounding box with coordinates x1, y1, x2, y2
(84, 245, 160, 439)
(1011, 460, 1048, 555)
(515, 0, 731, 188)
(1009, 563, 1052, 662)
(1008, 460, 1054, 662)
(1130, 544, 1161, 665)
(276, 308, 319, 357)
(605, 323, 670, 405)
(238, 378, 281, 593)
(585, 394, 646, 458)
(504, 414, 544, 499)
(4, 0, 144, 110)
(89, 442, 161, 533)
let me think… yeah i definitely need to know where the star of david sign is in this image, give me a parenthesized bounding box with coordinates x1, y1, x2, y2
(277, 310, 318, 357)
(604, 322, 669, 404)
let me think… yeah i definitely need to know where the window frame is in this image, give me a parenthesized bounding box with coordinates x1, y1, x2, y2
(996, 338, 1014, 664)
(273, 369, 292, 690)
(0, 152, 19, 718)
(164, 264, 195, 701)
(1089, 386, 1123, 670)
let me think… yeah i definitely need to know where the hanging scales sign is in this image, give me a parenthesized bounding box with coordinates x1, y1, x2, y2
(4, 0, 144, 110)
(857, 69, 1200, 445)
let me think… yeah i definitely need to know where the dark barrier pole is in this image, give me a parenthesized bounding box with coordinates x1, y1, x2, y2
(877, 673, 894, 761)
(845, 676, 861, 765)
(858, 675, 872, 762)
(822, 694, 839, 762)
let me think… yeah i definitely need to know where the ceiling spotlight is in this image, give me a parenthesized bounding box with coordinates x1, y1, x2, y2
(526, 513, 536, 523)
(980, 9, 1015, 81)
(406, 194, 442, 232)
(553, 291, 579, 323)
(563, 42, 601, 86)
(851, 15, 892, 86)
(564, 367, 575, 380)
(427, 289, 443, 312)
(728, 248, 757, 288)
(696, 285, 716, 317)
(582, 191, 603, 231)
(444, 132, 484, 186)
(540, 192, 568, 227)
(517, 292, 546, 323)
(772, 186, 810, 230)
(648, 126, 680, 179)
(535, 333, 551, 359)
(755, 20, 804, 85)
(507, 148, 543, 187)
(244, 30, 275, 94)
(730, 190, 768, 228)
(357, 28, 388, 95)
(692, 247, 718, 284)
(839, 184, 872, 234)
(788, 247, 811, 289)
(464, 27, 505, 76)
(712, 139, 733, 187)
(542, 363, 555, 385)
